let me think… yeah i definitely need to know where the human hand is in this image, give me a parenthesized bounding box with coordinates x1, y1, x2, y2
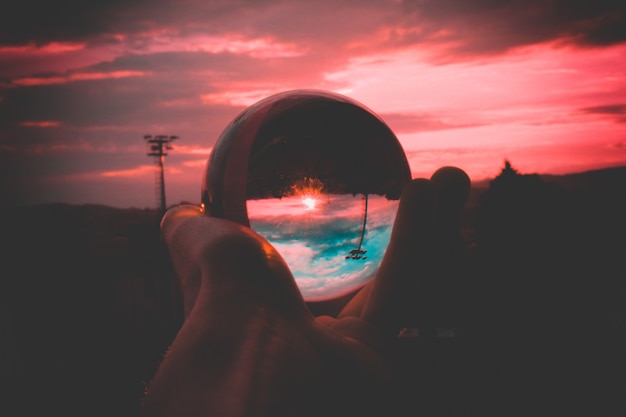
(141, 166, 471, 417)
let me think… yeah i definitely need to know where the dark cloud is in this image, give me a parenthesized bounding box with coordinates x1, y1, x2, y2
(0, 0, 375, 47)
(579, 103, 626, 123)
(0, 79, 161, 126)
(2, 0, 624, 58)
(0, 47, 334, 151)
(0, 37, 339, 184)
(400, 0, 626, 55)
(0, 75, 237, 155)
(0, 52, 248, 122)
(580, 103, 626, 115)
(90, 51, 312, 81)
(0, 0, 135, 44)
(438, 0, 626, 50)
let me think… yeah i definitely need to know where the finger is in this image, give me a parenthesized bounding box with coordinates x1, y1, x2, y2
(357, 178, 436, 339)
(430, 166, 471, 236)
(424, 167, 471, 330)
(355, 167, 471, 336)
(338, 179, 435, 321)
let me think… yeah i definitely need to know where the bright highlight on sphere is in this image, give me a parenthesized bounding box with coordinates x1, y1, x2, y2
(202, 89, 411, 302)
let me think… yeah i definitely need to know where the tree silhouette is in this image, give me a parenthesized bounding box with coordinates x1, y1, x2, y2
(466, 160, 624, 417)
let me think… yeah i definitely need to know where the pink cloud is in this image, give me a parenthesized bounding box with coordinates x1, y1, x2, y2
(402, 116, 626, 182)
(0, 42, 86, 55)
(18, 139, 142, 155)
(11, 70, 151, 86)
(168, 145, 213, 155)
(182, 159, 209, 168)
(20, 120, 61, 127)
(101, 165, 156, 178)
(327, 42, 626, 120)
(200, 88, 288, 107)
(123, 31, 305, 59)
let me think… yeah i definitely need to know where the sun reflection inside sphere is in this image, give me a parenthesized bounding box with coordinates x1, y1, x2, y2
(301, 196, 318, 210)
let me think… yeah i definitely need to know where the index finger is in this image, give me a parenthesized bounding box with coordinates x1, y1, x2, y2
(356, 167, 471, 339)
(358, 178, 436, 338)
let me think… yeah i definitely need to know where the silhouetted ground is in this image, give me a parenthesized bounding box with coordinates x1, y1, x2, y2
(0, 204, 182, 417)
(390, 163, 626, 417)
(1, 164, 624, 416)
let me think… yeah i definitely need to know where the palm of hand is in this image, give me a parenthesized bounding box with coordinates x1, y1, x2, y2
(142, 212, 391, 417)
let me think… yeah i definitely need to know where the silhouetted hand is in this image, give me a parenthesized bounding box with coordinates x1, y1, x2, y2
(141, 166, 471, 417)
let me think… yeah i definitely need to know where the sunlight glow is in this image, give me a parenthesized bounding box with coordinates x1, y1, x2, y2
(290, 178, 324, 198)
(301, 196, 318, 210)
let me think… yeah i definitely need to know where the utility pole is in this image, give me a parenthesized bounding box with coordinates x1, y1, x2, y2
(144, 134, 178, 216)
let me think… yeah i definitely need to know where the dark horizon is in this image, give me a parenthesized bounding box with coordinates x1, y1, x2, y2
(2, 161, 625, 211)
(2, 159, 624, 416)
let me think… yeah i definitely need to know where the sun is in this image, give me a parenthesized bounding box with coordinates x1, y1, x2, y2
(290, 177, 323, 211)
(301, 196, 318, 210)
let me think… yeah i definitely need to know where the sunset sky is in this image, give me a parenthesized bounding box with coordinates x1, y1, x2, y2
(1, 0, 625, 208)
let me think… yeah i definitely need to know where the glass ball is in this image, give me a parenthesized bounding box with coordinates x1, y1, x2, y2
(201, 89, 411, 302)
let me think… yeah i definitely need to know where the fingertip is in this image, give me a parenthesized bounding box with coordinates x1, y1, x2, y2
(430, 166, 471, 206)
(391, 178, 435, 239)
(402, 177, 434, 201)
(359, 169, 470, 338)
(160, 204, 205, 242)
(430, 166, 470, 182)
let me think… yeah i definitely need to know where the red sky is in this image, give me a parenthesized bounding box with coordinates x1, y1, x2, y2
(1, 0, 625, 208)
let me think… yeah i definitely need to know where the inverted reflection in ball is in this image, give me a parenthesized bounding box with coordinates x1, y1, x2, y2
(202, 90, 411, 302)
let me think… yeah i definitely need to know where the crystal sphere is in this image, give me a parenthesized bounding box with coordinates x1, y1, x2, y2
(201, 89, 411, 302)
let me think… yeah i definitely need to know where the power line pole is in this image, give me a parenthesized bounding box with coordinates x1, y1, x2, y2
(144, 134, 178, 216)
